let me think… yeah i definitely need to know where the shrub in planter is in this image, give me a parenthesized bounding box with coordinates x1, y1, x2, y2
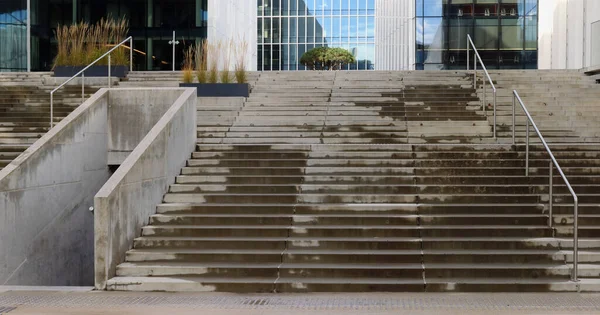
(207, 40, 221, 84)
(179, 38, 249, 97)
(182, 46, 195, 83)
(234, 39, 249, 84)
(300, 47, 356, 70)
(220, 39, 233, 84)
(53, 16, 130, 77)
(196, 40, 209, 84)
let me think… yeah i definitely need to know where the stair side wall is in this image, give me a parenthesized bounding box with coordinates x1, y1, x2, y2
(94, 88, 197, 290)
(0, 90, 111, 286)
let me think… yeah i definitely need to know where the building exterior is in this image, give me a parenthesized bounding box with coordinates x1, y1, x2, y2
(257, 0, 376, 70)
(538, 0, 600, 70)
(0, 0, 598, 72)
(415, 0, 539, 70)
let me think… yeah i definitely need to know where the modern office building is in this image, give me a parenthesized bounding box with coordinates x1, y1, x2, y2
(0, 0, 598, 72)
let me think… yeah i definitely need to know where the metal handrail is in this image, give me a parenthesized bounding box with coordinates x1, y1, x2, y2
(467, 34, 497, 138)
(49, 36, 133, 127)
(512, 90, 579, 282)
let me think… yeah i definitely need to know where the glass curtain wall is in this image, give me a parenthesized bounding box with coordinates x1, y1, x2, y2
(415, 0, 538, 70)
(0, 0, 27, 71)
(258, 0, 376, 71)
(30, 0, 208, 71)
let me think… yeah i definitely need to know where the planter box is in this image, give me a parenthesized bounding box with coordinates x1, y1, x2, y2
(54, 65, 129, 78)
(179, 83, 250, 97)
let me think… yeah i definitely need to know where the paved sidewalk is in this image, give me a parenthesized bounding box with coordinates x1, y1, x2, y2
(1, 290, 600, 314)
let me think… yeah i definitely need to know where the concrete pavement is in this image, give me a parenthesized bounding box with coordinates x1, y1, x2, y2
(2, 289, 600, 314)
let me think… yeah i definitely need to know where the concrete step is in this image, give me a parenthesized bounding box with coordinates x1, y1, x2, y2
(106, 275, 586, 292)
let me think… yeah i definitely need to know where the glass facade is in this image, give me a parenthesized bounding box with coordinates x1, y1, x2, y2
(29, 0, 208, 71)
(0, 0, 27, 71)
(415, 0, 538, 70)
(258, 0, 376, 71)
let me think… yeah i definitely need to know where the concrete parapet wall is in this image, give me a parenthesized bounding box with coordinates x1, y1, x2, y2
(94, 88, 197, 290)
(107, 90, 183, 164)
(0, 90, 111, 286)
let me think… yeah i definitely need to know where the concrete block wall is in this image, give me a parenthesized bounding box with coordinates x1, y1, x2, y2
(94, 88, 197, 290)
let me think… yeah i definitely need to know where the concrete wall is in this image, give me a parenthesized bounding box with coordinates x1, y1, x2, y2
(107, 90, 183, 164)
(207, 0, 258, 71)
(539, 0, 600, 70)
(0, 90, 111, 286)
(0, 87, 196, 287)
(375, 0, 415, 70)
(94, 88, 197, 290)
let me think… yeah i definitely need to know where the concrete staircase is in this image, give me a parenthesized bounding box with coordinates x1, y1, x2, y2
(0, 73, 97, 170)
(106, 71, 600, 292)
(198, 71, 493, 145)
(482, 70, 600, 143)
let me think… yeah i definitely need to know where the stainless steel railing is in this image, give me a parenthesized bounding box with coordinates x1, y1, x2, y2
(467, 34, 497, 138)
(49, 36, 133, 127)
(512, 90, 579, 282)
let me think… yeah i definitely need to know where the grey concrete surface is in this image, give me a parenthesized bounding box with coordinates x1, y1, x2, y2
(94, 88, 197, 290)
(0, 90, 112, 286)
(41, 76, 120, 87)
(0, 87, 196, 288)
(1, 291, 600, 314)
(107, 89, 183, 165)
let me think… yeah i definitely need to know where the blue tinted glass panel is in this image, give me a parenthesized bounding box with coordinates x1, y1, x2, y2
(424, 0, 444, 16)
(414, 0, 538, 70)
(259, 0, 375, 70)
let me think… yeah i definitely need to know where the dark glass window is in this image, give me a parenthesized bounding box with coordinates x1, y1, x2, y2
(0, 0, 27, 71)
(26, 0, 208, 71)
(415, 0, 538, 70)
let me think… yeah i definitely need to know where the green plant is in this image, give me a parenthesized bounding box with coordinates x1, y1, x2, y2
(207, 41, 220, 83)
(182, 45, 195, 83)
(220, 39, 233, 83)
(300, 47, 356, 70)
(326, 47, 356, 70)
(234, 38, 249, 84)
(53, 16, 129, 68)
(195, 40, 208, 83)
(182, 68, 194, 83)
(300, 47, 328, 70)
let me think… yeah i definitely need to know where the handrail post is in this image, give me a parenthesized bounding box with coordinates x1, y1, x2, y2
(512, 93, 516, 144)
(474, 58, 477, 90)
(467, 37, 470, 71)
(573, 198, 579, 282)
(549, 161, 553, 227)
(526, 119, 529, 177)
(483, 77, 487, 113)
(493, 89, 497, 138)
(130, 37, 133, 72)
(81, 71, 85, 104)
(108, 54, 112, 88)
(50, 92, 54, 128)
